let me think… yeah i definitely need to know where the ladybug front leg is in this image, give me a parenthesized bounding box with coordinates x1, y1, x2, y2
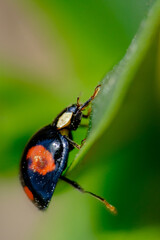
(82, 107, 92, 118)
(79, 123, 88, 128)
(79, 107, 91, 128)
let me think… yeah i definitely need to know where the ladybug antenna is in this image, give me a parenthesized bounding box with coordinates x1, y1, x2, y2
(60, 176, 117, 214)
(77, 96, 80, 108)
(77, 85, 101, 113)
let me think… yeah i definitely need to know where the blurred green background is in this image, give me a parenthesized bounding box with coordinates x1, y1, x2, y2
(0, 0, 160, 239)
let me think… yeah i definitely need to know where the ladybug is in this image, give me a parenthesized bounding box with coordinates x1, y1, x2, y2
(20, 85, 116, 214)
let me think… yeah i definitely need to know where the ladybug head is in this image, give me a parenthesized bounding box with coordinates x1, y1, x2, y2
(68, 104, 83, 130)
(55, 85, 100, 131)
(56, 104, 82, 131)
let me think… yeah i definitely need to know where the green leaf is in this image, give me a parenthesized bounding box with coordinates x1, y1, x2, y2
(70, 0, 160, 171)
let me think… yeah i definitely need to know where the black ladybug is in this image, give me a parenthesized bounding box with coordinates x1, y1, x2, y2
(20, 85, 116, 214)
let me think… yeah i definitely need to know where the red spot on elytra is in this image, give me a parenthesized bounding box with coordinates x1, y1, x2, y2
(26, 145, 56, 175)
(24, 186, 34, 201)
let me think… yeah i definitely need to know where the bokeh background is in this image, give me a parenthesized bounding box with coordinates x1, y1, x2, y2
(0, 0, 160, 239)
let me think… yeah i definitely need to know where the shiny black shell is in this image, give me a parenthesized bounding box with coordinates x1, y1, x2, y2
(20, 125, 69, 210)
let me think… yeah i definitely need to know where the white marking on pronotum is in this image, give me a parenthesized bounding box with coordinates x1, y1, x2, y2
(57, 112, 73, 129)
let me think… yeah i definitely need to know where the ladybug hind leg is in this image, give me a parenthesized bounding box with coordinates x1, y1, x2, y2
(60, 176, 117, 214)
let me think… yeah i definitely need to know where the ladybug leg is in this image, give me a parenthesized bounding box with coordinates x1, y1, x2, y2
(60, 176, 117, 214)
(81, 138, 86, 145)
(80, 107, 91, 128)
(77, 85, 101, 112)
(64, 136, 82, 150)
(79, 123, 88, 128)
(82, 107, 92, 118)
